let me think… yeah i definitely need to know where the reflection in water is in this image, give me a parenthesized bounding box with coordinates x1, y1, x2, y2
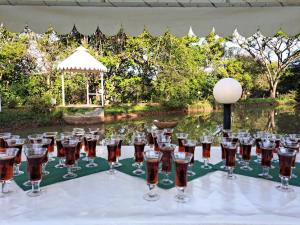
(4, 106, 300, 144)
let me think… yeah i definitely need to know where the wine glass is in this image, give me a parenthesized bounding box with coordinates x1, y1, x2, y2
(35, 139, 52, 176)
(152, 130, 164, 151)
(164, 128, 173, 138)
(28, 134, 44, 144)
(220, 137, 232, 169)
(86, 135, 99, 168)
(175, 133, 188, 152)
(146, 127, 155, 148)
(172, 152, 193, 203)
(0, 133, 12, 151)
(223, 142, 238, 180)
(200, 135, 213, 169)
(62, 139, 79, 179)
(103, 138, 118, 175)
(24, 145, 47, 197)
(253, 132, 263, 163)
(55, 133, 72, 169)
(277, 148, 297, 192)
(0, 148, 18, 198)
(183, 139, 197, 176)
(240, 137, 254, 171)
(5, 138, 26, 176)
(132, 133, 147, 175)
(112, 134, 124, 168)
(160, 143, 176, 185)
(43, 132, 58, 162)
(143, 150, 162, 201)
(281, 138, 299, 178)
(258, 140, 275, 179)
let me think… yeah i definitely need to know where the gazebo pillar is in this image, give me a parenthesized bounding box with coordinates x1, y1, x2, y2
(100, 72, 104, 107)
(61, 73, 65, 106)
(86, 79, 89, 105)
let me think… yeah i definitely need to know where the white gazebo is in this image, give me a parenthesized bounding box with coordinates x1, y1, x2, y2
(57, 46, 107, 107)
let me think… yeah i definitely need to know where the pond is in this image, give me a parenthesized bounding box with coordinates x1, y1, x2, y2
(7, 105, 300, 144)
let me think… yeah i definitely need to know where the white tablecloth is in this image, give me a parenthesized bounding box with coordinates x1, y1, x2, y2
(1, 146, 300, 225)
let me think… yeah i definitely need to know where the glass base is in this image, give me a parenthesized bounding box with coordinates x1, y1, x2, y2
(48, 157, 55, 162)
(23, 180, 31, 187)
(174, 193, 189, 203)
(63, 172, 77, 179)
(133, 169, 145, 175)
(201, 165, 212, 170)
(42, 171, 50, 176)
(55, 163, 65, 169)
(254, 158, 261, 163)
(106, 169, 117, 175)
(143, 192, 160, 201)
(240, 166, 253, 171)
(227, 174, 237, 180)
(86, 163, 98, 168)
(27, 189, 42, 197)
(258, 173, 273, 179)
(187, 170, 196, 176)
(73, 166, 82, 171)
(276, 185, 294, 192)
(292, 173, 298, 179)
(161, 178, 173, 185)
(220, 165, 226, 170)
(13, 170, 24, 177)
(114, 162, 122, 168)
(132, 162, 138, 168)
(82, 156, 89, 161)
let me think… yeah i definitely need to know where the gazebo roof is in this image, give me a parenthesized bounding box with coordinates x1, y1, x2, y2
(57, 46, 107, 73)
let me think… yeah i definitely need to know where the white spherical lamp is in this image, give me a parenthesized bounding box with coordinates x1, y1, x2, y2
(213, 78, 243, 130)
(213, 78, 242, 104)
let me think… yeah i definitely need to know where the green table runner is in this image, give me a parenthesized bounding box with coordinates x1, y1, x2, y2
(116, 158, 217, 189)
(14, 157, 109, 191)
(215, 157, 300, 187)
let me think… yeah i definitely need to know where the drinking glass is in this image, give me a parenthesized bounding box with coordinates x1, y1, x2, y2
(254, 133, 262, 163)
(133, 135, 147, 175)
(55, 133, 72, 169)
(0, 148, 18, 198)
(83, 133, 93, 161)
(73, 129, 85, 158)
(152, 130, 164, 151)
(131, 132, 146, 167)
(176, 133, 188, 152)
(200, 135, 213, 169)
(38, 139, 52, 176)
(220, 137, 233, 169)
(277, 148, 296, 192)
(156, 133, 171, 150)
(74, 137, 83, 171)
(172, 152, 193, 203)
(112, 134, 124, 168)
(43, 132, 58, 162)
(258, 141, 275, 179)
(240, 137, 254, 171)
(28, 134, 44, 144)
(146, 127, 155, 148)
(0, 133, 11, 152)
(183, 139, 197, 176)
(282, 139, 299, 178)
(5, 138, 26, 176)
(143, 150, 162, 201)
(223, 129, 232, 138)
(223, 142, 238, 180)
(89, 128, 100, 135)
(164, 128, 173, 138)
(86, 135, 99, 168)
(103, 138, 118, 175)
(24, 145, 47, 197)
(62, 139, 79, 179)
(160, 143, 176, 185)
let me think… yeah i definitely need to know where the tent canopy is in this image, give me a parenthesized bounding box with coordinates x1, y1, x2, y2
(0, 2, 300, 36)
(57, 46, 107, 73)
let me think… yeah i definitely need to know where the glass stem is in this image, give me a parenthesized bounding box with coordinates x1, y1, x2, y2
(42, 164, 46, 173)
(280, 176, 289, 189)
(244, 161, 249, 168)
(60, 158, 64, 165)
(177, 187, 185, 199)
(89, 158, 94, 164)
(31, 181, 41, 193)
(68, 166, 73, 175)
(110, 162, 114, 172)
(148, 183, 156, 197)
(116, 157, 119, 163)
(204, 159, 208, 167)
(263, 166, 269, 176)
(14, 164, 20, 174)
(1, 181, 6, 193)
(228, 167, 234, 177)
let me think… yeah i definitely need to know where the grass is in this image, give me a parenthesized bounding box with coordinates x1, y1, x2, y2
(238, 97, 297, 106)
(104, 103, 164, 114)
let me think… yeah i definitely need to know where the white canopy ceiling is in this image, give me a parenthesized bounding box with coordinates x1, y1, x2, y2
(0, 2, 300, 36)
(57, 46, 107, 73)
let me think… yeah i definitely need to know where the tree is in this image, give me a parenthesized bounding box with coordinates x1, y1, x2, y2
(235, 30, 300, 98)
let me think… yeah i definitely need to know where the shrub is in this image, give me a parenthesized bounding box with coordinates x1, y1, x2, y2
(27, 92, 54, 113)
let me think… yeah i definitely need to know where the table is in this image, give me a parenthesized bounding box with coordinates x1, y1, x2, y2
(1, 146, 300, 225)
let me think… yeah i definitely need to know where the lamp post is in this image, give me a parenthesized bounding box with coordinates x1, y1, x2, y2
(213, 78, 242, 130)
